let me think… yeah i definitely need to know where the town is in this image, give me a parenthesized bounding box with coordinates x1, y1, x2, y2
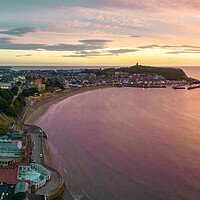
(0, 102, 64, 199)
(0, 65, 197, 200)
(0, 65, 190, 93)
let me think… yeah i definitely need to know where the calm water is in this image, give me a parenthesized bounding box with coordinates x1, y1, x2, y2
(182, 67, 200, 80)
(34, 68, 200, 200)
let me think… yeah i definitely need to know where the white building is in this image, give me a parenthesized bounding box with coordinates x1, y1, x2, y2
(0, 82, 12, 89)
(17, 164, 51, 189)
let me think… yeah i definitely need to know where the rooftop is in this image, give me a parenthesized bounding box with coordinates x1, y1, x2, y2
(17, 165, 51, 186)
(11, 192, 43, 200)
(0, 182, 15, 200)
(11, 131, 22, 138)
(0, 142, 20, 158)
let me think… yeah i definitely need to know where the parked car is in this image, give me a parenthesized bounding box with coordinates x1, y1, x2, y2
(30, 158, 36, 163)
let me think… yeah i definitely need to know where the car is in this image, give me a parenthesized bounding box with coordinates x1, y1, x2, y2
(30, 158, 36, 163)
(40, 154, 43, 158)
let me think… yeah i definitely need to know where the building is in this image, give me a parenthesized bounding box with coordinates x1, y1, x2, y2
(17, 164, 51, 189)
(0, 182, 43, 200)
(0, 82, 12, 89)
(37, 84, 45, 92)
(0, 182, 15, 200)
(11, 140, 22, 150)
(26, 78, 42, 87)
(11, 192, 43, 200)
(0, 139, 21, 168)
(10, 130, 23, 141)
(14, 182, 29, 194)
(13, 76, 26, 84)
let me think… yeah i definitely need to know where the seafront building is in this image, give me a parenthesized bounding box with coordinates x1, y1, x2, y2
(17, 164, 51, 189)
(0, 182, 16, 200)
(0, 130, 27, 169)
(0, 126, 52, 200)
(10, 130, 23, 140)
(0, 137, 21, 168)
(0, 181, 46, 200)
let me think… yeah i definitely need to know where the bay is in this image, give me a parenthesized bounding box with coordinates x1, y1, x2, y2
(35, 84, 200, 200)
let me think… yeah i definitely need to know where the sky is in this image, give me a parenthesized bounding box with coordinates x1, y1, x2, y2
(1, 0, 200, 66)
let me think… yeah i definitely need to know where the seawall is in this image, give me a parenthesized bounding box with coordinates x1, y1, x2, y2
(19, 104, 66, 199)
(42, 136, 65, 200)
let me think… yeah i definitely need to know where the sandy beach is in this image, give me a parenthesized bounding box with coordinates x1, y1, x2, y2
(25, 86, 112, 125)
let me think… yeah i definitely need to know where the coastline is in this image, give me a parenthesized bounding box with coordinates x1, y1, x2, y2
(24, 86, 112, 199)
(25, 86, 112, 125)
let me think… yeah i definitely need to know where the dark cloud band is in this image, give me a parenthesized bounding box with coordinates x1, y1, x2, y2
(62, 48, 138, 57)
(16, 54, 32, 57)
(0, 27, 39, 36)
(0, 38, 112, 51)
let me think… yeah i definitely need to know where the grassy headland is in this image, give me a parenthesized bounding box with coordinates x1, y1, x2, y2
(118, 65, 188, 80)
(84, 65, 189, 80)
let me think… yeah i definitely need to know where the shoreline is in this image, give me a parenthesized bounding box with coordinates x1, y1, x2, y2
(25, 86, 112, 125)
(24, 86, 112, 199)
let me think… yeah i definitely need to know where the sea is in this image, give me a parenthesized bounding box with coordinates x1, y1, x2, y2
(33, 67, 200, 200)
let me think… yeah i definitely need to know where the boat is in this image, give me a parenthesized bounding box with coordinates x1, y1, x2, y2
(153, 85, 166, 88)
(172, 85, 185, 89)
(187, 81, 200, 90)
(187, 85, 200, 90)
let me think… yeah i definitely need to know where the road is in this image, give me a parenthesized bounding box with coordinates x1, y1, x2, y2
(11, 87, 22, 106)
(22, 122, 64, 197)
(30, 128, 43, 164)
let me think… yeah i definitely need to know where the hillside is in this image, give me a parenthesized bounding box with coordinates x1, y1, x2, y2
(117, 65, 188, 80)
(84, 65, 189, 80)
(0, 88, 26, 119)
(0, 116, 8, 136)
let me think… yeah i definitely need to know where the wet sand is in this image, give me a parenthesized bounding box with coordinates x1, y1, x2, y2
(43, 138, 53, 167)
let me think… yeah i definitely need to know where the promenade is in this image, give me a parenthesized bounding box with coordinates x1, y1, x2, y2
(18, 105, 65, 199)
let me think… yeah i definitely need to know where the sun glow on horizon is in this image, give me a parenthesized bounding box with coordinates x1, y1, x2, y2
(1, 1, 200, 66)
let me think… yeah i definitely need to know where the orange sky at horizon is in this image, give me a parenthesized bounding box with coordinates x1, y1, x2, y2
(1, 0, 200, 66)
